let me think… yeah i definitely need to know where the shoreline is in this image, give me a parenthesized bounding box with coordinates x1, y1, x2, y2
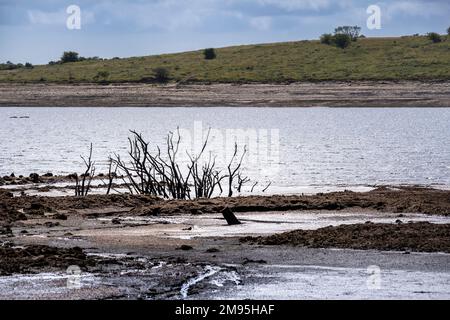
(1, 187, 450, 299)
(1, 81, 449, 107)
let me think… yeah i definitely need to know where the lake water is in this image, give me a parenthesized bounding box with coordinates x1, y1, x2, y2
(1, 107, 449, 193)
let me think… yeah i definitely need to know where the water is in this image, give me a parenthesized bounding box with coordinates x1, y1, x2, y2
(1, 107, 450, 191)
(206, 265, 450, 300)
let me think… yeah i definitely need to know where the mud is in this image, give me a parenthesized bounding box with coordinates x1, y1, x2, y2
(0, 82, 449, 107)
(242, 222, 450, 253)
(0, 243, 95, 276)
(1, 186, 450, 299)
(1, 187, 449, 226)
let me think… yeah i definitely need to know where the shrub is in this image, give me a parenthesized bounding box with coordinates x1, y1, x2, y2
(333, 33, 352, 49)
(447, 27, 450, 36)
(427, 32, 442, 43)
(203, 48, 216, 60)
(60, 51, 79, 63)
(334, 26, 361, 41)
(153, 67, 170, 83)
(0, 61, 22, 70)
(94, 71, 110, 82)
(320, 33, 333, 45)
(25, 62, 33, 69)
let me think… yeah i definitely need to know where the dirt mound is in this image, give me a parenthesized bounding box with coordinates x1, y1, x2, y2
(242, 222, 450, 253)
(0, 191, 27, 223)
(0, 191, 159, 222)
(134, 186, 450, 216)
(0, 244, 96, 276)
(1, 186, 450, 225)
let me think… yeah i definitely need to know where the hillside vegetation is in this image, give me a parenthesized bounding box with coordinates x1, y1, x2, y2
(1, 36, 449, 83)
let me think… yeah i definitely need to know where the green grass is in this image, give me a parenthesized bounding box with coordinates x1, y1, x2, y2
(1, 36, 449, 83)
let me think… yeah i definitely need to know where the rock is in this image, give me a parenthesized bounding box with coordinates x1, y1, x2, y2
(29, 173, 40, 183)
(145, 207, 160, 216)
(10, 173, 15, 178)
(111, 218, 121, 225)
(43, 221, 60, 228)
(43, 173, 53, 177)
(177, 245, 193, 251)
(206, 248, 220, 253)
(221, 207, 241, 225)
(53, 213, 68, 220)
(242, 258, 267, 265)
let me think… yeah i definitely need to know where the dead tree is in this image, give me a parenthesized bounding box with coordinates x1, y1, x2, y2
(187, 129, 226, 199)
(112, 130, 254, 200)
(227, 143, 247, 197)
(236, 172, 251, 193)
(221, 207, 241, 225)
(101, 157, 118, 195)
(112, 130, 191, 199)
(75, 143, 96, 197)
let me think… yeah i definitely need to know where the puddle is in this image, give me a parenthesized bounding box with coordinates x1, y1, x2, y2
(180, 266, 242, 299)
(92, 211, 450, 239)
(0, 272, 100, 300)
(201, 264, 450, 300)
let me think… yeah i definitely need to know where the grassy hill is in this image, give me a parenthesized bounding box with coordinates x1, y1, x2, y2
(1, 36, 449, 84)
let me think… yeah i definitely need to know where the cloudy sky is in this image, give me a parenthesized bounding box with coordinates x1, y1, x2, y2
(1, 0, 449, 64)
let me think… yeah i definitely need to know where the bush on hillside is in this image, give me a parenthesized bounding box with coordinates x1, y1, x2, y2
(334, 26, 361, 41)
(153, 67, 170, 83)
(203, 48, 217, 60)
(320, 33, 333, 45)
(61, 51, 80, 63)
(427, 32, 442, 43)
(333, 33, 352, 49)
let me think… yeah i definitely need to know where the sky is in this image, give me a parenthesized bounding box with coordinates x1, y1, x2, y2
(0, 0, 449, 64)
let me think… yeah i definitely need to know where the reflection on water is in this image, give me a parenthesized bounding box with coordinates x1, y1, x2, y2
(1, 107, 450, 189)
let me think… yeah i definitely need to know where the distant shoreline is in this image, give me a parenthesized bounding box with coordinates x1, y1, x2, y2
(0, 81, 449, 107)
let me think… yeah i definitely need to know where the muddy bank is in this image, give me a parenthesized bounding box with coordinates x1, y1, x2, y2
(1, 187, 450, 225)
(0, 81, 449, 107)
(242, 222, 450, 253)
(0, 243, 95, 276)
(0, 173, 67, 186)
(131, 186, 450, 216)
(0, 172, 120, 187)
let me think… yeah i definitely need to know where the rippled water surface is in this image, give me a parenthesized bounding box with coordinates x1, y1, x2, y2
(1, 107, 449, 190)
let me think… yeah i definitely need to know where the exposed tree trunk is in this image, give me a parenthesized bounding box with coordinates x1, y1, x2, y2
(221, 207, 241, 225)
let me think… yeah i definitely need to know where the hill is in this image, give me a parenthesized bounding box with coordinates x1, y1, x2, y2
(0, 36, 449, 83)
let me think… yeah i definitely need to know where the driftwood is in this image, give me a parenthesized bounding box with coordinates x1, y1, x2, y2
(221, 207, 241, 225)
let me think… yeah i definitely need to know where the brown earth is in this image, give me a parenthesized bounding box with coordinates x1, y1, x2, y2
(241, 222, 450, 253)
(1, 186, 450, 225)
(0, 81, 449, 107)
(0, 243, 95, 276)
